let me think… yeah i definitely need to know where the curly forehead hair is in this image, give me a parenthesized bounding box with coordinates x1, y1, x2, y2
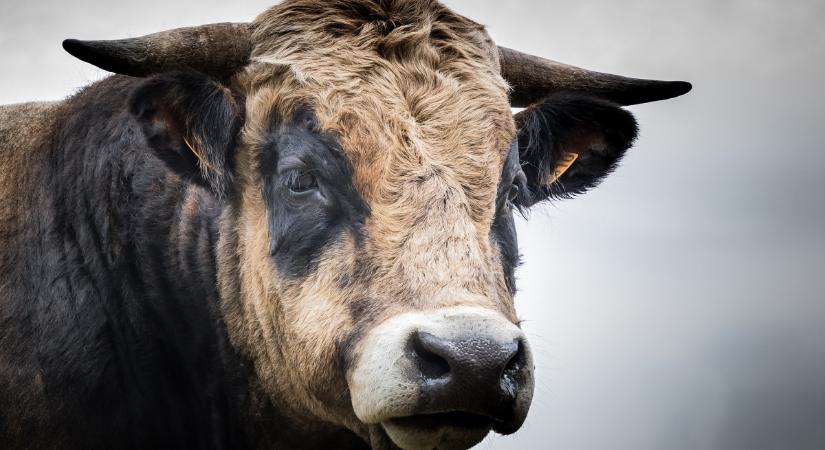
(242, 0, 515, 212)
(249, 0, 507, 92)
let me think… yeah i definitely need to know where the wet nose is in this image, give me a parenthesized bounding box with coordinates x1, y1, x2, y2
(410, 330, 527, 422)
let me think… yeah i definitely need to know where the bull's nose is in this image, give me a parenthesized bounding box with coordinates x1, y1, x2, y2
(409, 330, 527, 423)
(349, 307, 535, 449)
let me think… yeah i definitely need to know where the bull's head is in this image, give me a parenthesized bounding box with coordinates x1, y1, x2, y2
(64, 1, 689, 449)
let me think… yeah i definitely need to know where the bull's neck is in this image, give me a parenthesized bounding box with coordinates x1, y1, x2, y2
(44, 75, 248, 397)
(42, 75, 286, 444)
(48, 79, 226, 324)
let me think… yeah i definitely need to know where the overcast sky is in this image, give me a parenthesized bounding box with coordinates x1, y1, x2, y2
(1, 1, 823, 449)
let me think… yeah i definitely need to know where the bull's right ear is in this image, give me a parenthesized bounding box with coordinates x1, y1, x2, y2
(130, 71, 243, 198)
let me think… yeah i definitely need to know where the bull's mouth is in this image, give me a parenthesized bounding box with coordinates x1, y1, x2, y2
(388, 411, 493, 430)
(380, 412, 494, 450)
(349, 307, 535, 449)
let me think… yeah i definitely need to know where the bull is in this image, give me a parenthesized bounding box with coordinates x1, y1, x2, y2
(0, 1, 690, 449)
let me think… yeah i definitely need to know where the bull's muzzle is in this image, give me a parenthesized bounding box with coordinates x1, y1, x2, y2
(348, 306, 535, 450)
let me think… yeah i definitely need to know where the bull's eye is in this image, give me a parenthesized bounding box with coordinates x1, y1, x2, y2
(287, 171, 318, 193)
(507, 183, 520, 204)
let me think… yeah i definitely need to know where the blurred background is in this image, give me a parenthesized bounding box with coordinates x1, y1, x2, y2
(1, 0, 823, 449)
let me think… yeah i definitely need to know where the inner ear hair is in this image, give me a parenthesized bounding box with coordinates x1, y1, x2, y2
(130, 71, 243, 198)
(515, 91, 639, 202)
(183, 135, 215, 172)
(545, 130, 608, 185)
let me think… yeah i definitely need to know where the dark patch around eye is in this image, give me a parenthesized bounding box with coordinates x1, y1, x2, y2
(261, 111, 369, 279)
(491, 141, 525, 294)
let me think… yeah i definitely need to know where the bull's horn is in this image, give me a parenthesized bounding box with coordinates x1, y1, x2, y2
(498, 46, 691, 107)
(63, 22, 252, 78)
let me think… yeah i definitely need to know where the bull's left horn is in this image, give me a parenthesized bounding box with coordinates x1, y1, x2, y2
(63, 22, 252, 78)
(499, 46, 691, 107)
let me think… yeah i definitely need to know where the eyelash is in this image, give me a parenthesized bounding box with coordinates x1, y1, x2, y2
(507, 183, 520, 204)
(285, 170, 319, 193)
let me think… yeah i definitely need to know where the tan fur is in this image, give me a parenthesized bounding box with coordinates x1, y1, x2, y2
(217, 0, 522, 437)
(0, 102, 60, 218)
(0, 102, 61, 269)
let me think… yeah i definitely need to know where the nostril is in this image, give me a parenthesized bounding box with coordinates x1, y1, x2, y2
(500, 339, 526, 401)
(503, 339, 527, 375)
(411, 332, 451, 379)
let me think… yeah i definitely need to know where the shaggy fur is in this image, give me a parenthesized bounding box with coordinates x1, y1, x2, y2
(0, 1, 641, 449)
(515, 92, 639, 204)
(0, 74, 369, 449)
(219, 1, 521, 441)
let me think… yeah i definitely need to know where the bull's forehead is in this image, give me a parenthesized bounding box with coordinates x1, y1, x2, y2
(246, 0, 516, 215)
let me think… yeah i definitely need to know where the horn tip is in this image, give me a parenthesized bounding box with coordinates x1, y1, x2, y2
(62, 38, 140, 76)
(62, 39, 83, 56)
(62, 38, 102, 66)
(623, 79, 692, 105)
(669, 80, 693, 98)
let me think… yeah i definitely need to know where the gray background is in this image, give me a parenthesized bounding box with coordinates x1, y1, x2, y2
(1, 1, 823, 449)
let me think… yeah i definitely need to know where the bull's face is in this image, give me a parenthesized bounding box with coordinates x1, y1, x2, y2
(227, 10, 530, 446)
(66, 1, 690, 448)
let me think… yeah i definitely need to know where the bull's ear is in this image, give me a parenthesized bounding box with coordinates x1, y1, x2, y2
(130, 71, 243, 197)
(514, 92, 638, 206)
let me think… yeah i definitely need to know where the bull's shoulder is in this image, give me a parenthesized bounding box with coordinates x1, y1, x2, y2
(0, 101, 63, 235)
(0, 101, 62, 151)
(0, 101, 62, 186)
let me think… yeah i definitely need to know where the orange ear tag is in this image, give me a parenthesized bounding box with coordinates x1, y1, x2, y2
(545, 152, 579, 185)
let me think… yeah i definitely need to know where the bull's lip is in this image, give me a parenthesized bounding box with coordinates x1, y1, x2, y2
(388, 411, 494, 431)
(379, 412, 494, 450)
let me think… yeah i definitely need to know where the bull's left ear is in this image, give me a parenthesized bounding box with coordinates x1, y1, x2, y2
(514, 92, 638, 206)
(130, 71, 243, 198)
